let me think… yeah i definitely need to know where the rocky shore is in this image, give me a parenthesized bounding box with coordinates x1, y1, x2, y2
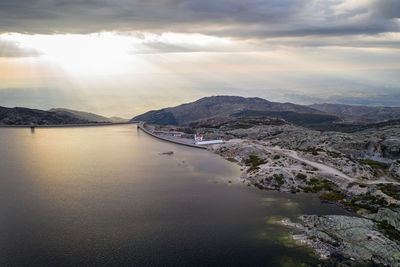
(187, 117, 400, 266)
(281, 215, 400, 266)
(148, 116, 400, 265)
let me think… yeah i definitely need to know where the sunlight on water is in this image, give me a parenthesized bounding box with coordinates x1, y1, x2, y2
(0, 125, 353, 266)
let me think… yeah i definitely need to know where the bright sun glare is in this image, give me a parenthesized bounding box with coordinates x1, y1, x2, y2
(5, 32, 139, 75)
(3, 32, 231, 76)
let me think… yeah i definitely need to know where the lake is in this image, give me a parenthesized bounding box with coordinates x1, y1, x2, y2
(0, 125, 353, 266)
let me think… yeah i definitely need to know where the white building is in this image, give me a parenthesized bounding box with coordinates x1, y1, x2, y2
(194, 134, 203, 142)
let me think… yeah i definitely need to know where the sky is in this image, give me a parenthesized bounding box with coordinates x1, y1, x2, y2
(0, 0, 399, 118)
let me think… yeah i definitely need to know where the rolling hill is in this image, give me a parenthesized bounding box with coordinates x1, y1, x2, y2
(0, 106, 89, 125)
(131, 96, 325, 125)
(49, 108, 112, 123)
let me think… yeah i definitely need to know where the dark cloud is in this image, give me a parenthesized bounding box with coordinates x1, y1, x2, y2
(0, 39, 41, 57)
(0, 0, 399, 39)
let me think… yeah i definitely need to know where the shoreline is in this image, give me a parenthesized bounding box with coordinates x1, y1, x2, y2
(137, 122, 207, 150)
(207, 139, 400, 266)
(0, 122, 135, 128)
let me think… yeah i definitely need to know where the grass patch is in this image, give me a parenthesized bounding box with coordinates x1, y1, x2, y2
(379, 184, 400, 200)
(326, 151, 341, 158)
(296, 173, 307, 180)
(349, 193, 389, 213)
(244, 155, 266, 173)
(320, 191, 346, 201)
(254, 184, 265, 190)
(273, 174, 284, 187)
(378, 220, 400, 242)
(361, 159, 389, 169)
(226, 157, 238, 163)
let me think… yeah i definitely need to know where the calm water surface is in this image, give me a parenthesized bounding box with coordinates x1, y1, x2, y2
(0, 125, 353, 266)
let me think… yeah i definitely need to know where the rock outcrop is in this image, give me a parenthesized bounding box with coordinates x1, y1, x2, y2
(283, 215, 400, 266)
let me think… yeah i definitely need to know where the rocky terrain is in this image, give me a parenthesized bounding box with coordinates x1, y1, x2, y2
(310, 103, 400, 123)
(131, 95, 334, 126)
(131, 96, 400, 129)
(184, 116, 400, 265)
(282, 215, 400, 266)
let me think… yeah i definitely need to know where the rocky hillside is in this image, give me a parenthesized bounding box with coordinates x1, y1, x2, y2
(131, 95, 325, 125)
(0, 106, 90, 125)
(49, 108, 112, 123)
(310, 103, 400, 123)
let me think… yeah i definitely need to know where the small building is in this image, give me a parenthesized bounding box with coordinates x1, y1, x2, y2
(172, 132, 183, 137)
(194, 134, 203, 142)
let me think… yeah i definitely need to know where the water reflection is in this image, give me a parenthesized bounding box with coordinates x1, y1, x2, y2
(0, 125, 353, 266)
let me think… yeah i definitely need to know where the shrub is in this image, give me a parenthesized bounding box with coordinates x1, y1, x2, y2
(379, 184, 400, 200)
(296, 173, 307, 180)
(361, 159, 389, 169)
(226, 157, 237, 163)
(320, 191, 345, 201)
(244, 155, 266, 173)
(291, 186, 297, 194)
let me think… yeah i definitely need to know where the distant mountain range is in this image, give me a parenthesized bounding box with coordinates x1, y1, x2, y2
(131, 96, 400, 131)
(309, 103, 400, 123)
(0, 106, 128, 125)
(2, 96, 400, 130)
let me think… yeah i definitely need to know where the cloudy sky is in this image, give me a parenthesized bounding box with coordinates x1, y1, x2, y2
(0, 0, 399, 117)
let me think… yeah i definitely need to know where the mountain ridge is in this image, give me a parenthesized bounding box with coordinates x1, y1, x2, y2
(131, 95, 400, 130)
(0, 106, 89, 125)
(0, 106, 128, 125)
(132, 95, 325, 125)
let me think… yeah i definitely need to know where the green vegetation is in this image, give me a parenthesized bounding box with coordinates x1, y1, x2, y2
(347, 193, 389, 213)
(244, 155, 266, 172)
(226, 157, 238, 163)
(302, 147, 325, 154)
(320, 191, 346, 201)
(326, 151, 341, 158)
(231, 110, 339, 128)
(307, 119, 400, 132)
(360, 160, 389, 169)
(296, 173, 307, 180)
(379, 184, 400, 200)
(273, 174, 284, 187)
(273, 155, 281, 160)
(304, 178, 337, 193)
(231, 124, 254, 129)
(254, 184, 265, 190)
(378, 220, 400, 242)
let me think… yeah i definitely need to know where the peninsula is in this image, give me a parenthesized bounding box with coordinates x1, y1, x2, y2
(132, 96, 400, 266)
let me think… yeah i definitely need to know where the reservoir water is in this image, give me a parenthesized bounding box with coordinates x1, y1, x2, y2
(0, 125, 353, 266)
